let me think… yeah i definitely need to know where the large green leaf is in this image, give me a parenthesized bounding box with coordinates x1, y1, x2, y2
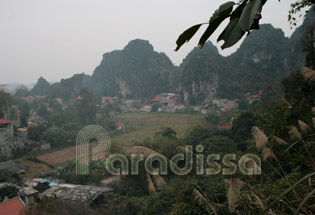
(230, 0, 249, 18)
(175, 24, 202, 51)
(198, 1, 235, 48)
(239, 0, 264, 31)
(217, 18, 245, 49)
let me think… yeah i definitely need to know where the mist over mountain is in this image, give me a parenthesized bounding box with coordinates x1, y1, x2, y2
(26, 8, 314, 104)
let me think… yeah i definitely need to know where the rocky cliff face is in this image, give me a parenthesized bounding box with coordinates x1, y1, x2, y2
(178, 43, 222, 104)
(305, 19, 315, 68)
(179, 24, 299, 104)
(31, 77, 51, 96)
(179, 10, 314, 104)
(35, 9, 315, 105)
(48, 73, 88, 101)
(86, 39, 178, 99)
(306, 22, 315, 69)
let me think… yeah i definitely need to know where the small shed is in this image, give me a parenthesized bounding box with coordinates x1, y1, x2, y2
(40, 184, 112, 207)
(19, 186, 38, 206)
(116, 121, 125, 131)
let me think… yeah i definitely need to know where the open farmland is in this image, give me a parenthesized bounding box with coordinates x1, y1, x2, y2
(35, 112, 203, 166)
(36, 146, 77, 167)
(15, 158, 52, 179)
(112, 112, 204, 145)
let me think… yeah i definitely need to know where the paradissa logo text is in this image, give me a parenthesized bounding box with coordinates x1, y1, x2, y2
(76, 126, 261, 176)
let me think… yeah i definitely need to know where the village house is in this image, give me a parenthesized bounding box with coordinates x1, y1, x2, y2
(0, 85, 11, 94)
(249, 94, 261, 103)
(116, 121, 125, 131)
(19, 186, 38, 206)
(0, 118, 40, 157)
(211, 98, 234, 108)
(169, 93, 181, 104)
(151, 93, 182, 112)
(39, 183, 112, 207)
(211, 98, 239, 111)
(141, 105, 151, 112)
(55, 97, 63, 107)
(0, 119, 14, 157)
(0, 182, 39, 206)
(218, 116, 238, 130)
(0, 197, 26, 215)
(245, 90, 263, 103)
(162, 99, 176, 108)
(151, 95, 161, 105)
(28, 109, 45, 126)
(22, 96, 34, 103)
(151, 93, 181, 105)
(101, 96, 113, 105)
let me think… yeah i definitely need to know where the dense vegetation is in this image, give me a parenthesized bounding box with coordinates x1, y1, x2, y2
(28, 69, 315, 214)
(2, 4, 314, 215)
(24, 63, 315, 214)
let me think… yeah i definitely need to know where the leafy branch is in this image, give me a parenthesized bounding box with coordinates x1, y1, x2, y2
(175, 0, 315, 50)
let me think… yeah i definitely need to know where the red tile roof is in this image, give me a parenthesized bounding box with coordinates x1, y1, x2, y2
(0, 119, 12, 124)
(231, 116, 238, 121)
(0, 198, 26, 215)
(152, 96, 161, 102)
(234, 98, 240, 102)
(223, 104, 234, 110)
(116, 121, 124, 126)
(164, 99, 176, 103)
(218, 123, 232, 129)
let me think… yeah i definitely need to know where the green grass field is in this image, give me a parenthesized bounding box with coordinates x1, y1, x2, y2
(111, 112, 204, 146)
(29, 112, 204, 170)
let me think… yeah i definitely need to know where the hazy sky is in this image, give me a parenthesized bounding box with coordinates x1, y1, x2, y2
(0, 0, 306, 85)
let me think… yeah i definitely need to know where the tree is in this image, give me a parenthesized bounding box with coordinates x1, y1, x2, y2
(17, 100, 30, 127)
(159, 127, 177, 138)
(76, 88, 96, 125)
(14, 85, 31, 97)
(201, 135, 237, 155)
(25, 197, 99, 215)
(230, 112, 257, 151)
(0, 186, 19, 202)
(38, 103, 48, 119)
(0, 91, 12, 118)
(175, 0, 315, 51)
(204, 111, 219, 125)
(183, 122, 216, 148)
(27, 125, 46, 142)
